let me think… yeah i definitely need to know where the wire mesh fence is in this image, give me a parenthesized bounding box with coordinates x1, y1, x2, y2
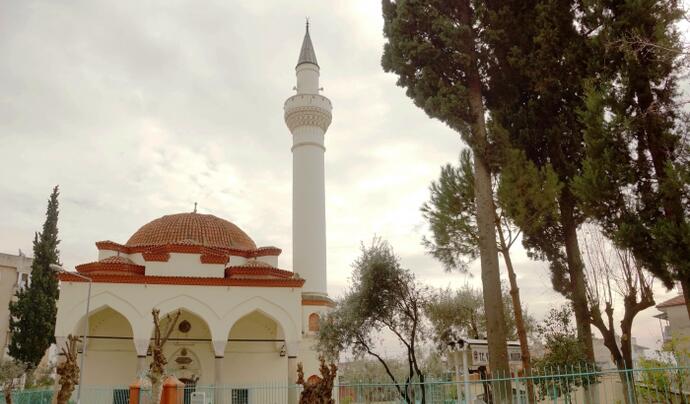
(1, 366, 687, 403)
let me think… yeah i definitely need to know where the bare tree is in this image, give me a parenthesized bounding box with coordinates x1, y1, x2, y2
(297, 356, 337, 404)
(55, 335, 80, 404)
(582, 227, 655, 403)
(148, 309, 181, 402)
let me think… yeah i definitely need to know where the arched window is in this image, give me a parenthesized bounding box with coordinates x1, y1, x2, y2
(308, 313, 320, 332)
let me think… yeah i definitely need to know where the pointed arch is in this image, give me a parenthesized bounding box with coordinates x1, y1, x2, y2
(221, 296, 299, 343)
(57, 291, 147, 340)
(149, 294, 223, 341)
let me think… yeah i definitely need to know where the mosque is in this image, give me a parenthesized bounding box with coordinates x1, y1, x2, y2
(53, 24, 334, 397)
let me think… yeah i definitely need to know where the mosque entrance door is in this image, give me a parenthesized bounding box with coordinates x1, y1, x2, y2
(179, 378, 197, 404)
(170, 347, 201, 404)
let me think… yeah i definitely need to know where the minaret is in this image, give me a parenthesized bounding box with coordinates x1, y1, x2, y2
(284, 22, 332, 297)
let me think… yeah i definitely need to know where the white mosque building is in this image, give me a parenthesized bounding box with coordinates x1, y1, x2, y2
(54, 24, 333, 395)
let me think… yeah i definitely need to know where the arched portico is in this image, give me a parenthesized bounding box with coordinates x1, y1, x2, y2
(57, 291, 149, 341)
(153, 309, 215, 386)
(151, 294, 224, 341)
(70, 307, 139, 387)
(221, 296, 300, 344)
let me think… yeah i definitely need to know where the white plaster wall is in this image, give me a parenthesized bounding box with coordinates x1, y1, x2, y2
(292, 126, 327, 295)
(0, 253, 32, 353)
(58, 294, 301, 388)
(56, 282, 303, 342)
(145, 253, 225, 277)
(55, 281, 307, 387)
(259, 255, 279, 267)
(228, 256, 248, 266)
(80, 308, 137, 386)
(296, 63, 319, 94)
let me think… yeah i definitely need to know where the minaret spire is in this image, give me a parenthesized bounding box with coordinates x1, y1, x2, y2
(297, 18, 318, 67)
(284, 22, 332, 297)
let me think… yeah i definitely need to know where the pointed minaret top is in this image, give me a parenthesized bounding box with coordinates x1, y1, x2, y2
(297, 18, 318, 68)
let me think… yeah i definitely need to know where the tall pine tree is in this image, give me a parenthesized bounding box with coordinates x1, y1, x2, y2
(575, 0, 690, 318)
(381, 1, 512, 398)
(422, 149, 535, 397)
(9, 186, 61, 368)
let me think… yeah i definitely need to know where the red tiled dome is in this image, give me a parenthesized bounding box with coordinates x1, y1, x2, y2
(126, 213, 256, 250)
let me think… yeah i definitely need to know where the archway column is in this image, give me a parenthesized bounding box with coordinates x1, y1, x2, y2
(133, 338, 149, 379)
(286, 341, 299, 404)
(213, 340, 227, 403)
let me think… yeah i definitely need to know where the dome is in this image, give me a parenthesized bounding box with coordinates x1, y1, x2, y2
(126, 213, 256, 250)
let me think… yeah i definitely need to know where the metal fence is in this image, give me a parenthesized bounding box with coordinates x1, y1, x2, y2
(2, 366, 688, 404)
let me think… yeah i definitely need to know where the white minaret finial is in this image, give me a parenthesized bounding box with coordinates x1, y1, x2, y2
(284, 22, 332, 297)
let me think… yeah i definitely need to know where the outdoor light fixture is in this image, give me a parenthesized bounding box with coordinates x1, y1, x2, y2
(279, 344, 287, 357)
(51, 263, 92, 404)
(445, 335, 471, 404)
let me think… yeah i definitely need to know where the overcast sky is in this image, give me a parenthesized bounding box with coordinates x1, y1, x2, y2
(0, 0, 683, 353)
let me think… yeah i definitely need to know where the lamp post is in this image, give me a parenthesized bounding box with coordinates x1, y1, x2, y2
(448, 338, 472, 404)
(51, 263, 91, 404)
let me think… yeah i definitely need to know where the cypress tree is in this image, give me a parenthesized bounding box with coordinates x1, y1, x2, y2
(381, 0, 512, 396)
(8, 186, 61, 368)
(574, 0, 690, 317)
(481, 0, 598, 365)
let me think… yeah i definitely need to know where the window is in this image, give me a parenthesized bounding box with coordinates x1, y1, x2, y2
(232, 389, 248, 404)
(308, 313, 320, 332)
(113, 389, 130, 404)
(18, 273, 29, 290)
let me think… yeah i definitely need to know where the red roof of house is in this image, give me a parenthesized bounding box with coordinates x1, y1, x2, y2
(657, 294, 686, 308)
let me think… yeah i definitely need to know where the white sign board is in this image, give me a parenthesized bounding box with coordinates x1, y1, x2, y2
(470, 344, 522, 367)
(190, 392, 206, 404)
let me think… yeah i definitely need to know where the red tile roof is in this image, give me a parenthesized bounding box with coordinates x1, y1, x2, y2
(95, 241, 280, 259)
(75, 256, 145, 276)
(126, 213, 256, 250)
(657, 294, 686, 308)
(58, 272, 305, 288)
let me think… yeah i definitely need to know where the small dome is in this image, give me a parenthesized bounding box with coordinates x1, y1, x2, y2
(126, 213, 256, 250)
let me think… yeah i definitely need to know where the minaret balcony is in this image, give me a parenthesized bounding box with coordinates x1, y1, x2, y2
(284, 94, 332, 132)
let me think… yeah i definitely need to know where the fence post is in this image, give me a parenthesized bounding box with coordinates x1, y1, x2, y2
(161, 376, 184, 404)
(129, 380, 141, 404)
(462, 345, 471, 404)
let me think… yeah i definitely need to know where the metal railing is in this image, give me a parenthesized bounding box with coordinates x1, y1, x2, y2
(2, 366, 688, 404)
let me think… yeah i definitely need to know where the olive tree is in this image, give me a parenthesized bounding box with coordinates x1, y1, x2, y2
(318, 239, 429, 404)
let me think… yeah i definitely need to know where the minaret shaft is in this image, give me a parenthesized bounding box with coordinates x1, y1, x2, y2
(284, 26, 332, 296)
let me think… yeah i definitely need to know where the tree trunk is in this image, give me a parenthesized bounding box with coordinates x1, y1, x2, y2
(3, 386, 12, 404)
(458, 1, 511, 400)
(560, 194, 595, 363)
(496, 218, 535, 404)
(561, 194, 599, 404)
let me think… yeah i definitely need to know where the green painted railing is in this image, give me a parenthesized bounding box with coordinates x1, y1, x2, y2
(2, 366, 688, 403)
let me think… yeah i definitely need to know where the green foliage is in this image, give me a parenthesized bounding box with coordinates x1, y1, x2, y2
(421, 150, 478, 272)
(318, 239, 429, 403)
(532, 306, 594, 401)
(481, 0, 592, 295)
(381, 0, 479, 141)
(497, 150, 567, 289)
(8, 186, 61, 368)
(636, 358, 689, 403)
(425, 285, 535, 344)
(0, 358, 26, 386)
(573, 0, 690, 293)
